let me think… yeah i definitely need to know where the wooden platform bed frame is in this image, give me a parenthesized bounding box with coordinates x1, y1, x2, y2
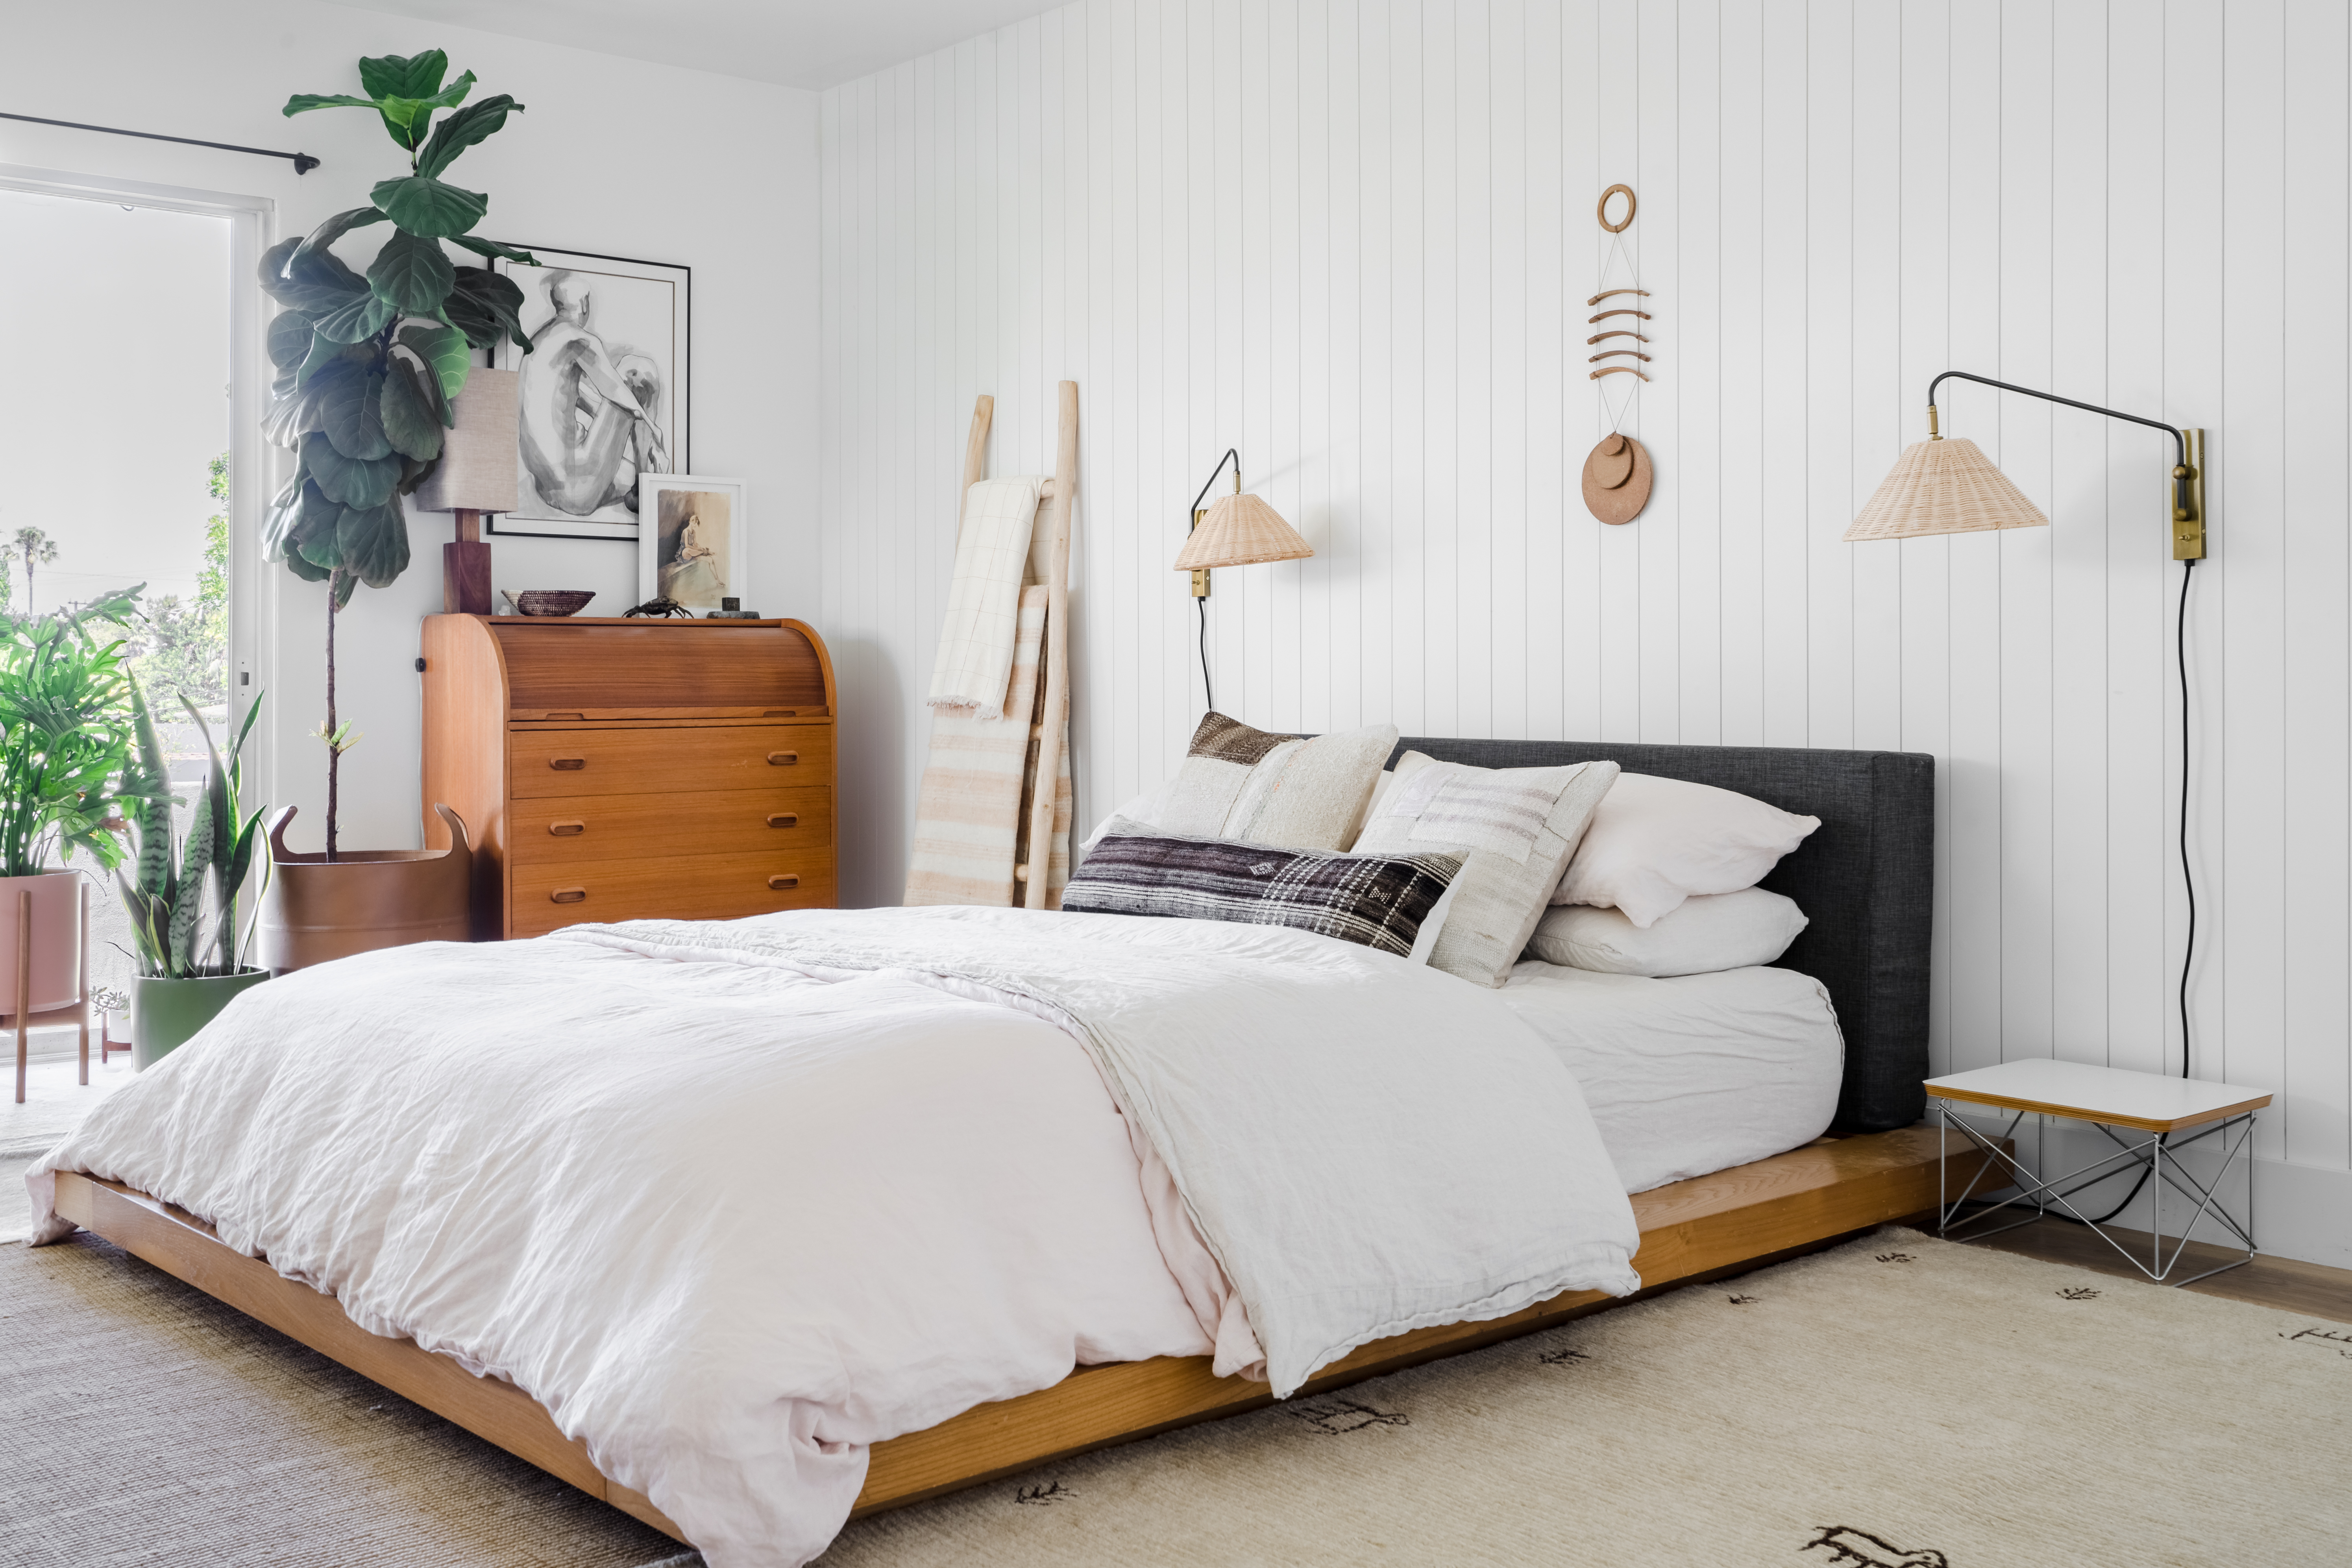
(53, 736, 1944, 1550)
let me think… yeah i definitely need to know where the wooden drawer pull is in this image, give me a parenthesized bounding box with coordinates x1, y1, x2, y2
(767, 751, 799, 766)
(549, 756, 587, 771)
(768, 874, 800, 891)
(550, 888, 587, 904)
(766, 813, 798, 829)
(549, 820, 586, 837)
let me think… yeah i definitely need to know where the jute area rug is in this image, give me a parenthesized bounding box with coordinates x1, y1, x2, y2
(4, 1226, 2345, 1568)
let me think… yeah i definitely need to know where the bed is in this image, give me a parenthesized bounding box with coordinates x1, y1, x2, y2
(30, 737, 1965, 1566)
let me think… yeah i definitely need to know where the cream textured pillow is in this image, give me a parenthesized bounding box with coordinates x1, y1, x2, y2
(1525, 888, 1808, 977)
(1552, 773, 1820, 927)
(1352, 751, 1621, 987)
(1156, 712, 1398, 851)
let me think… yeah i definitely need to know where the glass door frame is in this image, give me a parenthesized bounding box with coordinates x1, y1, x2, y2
(0, 161, 277, 800)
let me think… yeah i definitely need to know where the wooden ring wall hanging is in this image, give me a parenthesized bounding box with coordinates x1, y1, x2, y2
(1585, 182, 1654, 523)
(1581, 432, 1652, 525)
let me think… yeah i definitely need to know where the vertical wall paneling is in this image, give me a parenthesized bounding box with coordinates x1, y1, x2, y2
(2221, 0, 2289, 1159)
(2048, 0, 2111, 1067)
(820, 0, 2352, 1248)
(2280, 0, 2352, 1172)
(2104, 3, 2167, 1080)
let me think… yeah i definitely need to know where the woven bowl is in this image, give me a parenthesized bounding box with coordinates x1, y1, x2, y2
(514, 590, 595, 618)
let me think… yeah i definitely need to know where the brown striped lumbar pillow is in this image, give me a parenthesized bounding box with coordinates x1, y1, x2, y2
(1063, 818, 1463, 958)
(1152, 712, 1400, 851)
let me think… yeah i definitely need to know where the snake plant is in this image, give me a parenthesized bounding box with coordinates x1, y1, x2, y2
(115, 682, 269, 979)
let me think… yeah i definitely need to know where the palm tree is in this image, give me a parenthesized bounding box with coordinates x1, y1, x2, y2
(13, 527, 57, 614)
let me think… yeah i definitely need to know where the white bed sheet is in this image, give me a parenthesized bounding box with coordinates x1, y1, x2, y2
(1499, 960, 1844, 1193)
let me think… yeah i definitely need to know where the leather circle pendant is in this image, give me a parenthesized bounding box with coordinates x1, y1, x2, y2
(1582, 434, 1653, 524)
(1588, 433, 1636, 490)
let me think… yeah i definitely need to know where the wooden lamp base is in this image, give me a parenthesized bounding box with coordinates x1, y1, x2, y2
(444, 510, 493, 615)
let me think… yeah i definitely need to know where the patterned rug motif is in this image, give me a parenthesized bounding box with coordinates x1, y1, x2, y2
(3, 1224, 2345, 1566)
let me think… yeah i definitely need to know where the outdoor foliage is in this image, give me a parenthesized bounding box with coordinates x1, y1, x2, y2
(259, 49, 536, 608)
(131, 453, 232, 708)
(13, 527, 57, 616)
(0, 588, 141, 878)
(115, 678, 267, 979)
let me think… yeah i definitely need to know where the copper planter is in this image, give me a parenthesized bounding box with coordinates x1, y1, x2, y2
(259, 804, 473, 973)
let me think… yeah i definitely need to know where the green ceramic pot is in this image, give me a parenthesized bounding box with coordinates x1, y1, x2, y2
(132, 969, 270, 1071)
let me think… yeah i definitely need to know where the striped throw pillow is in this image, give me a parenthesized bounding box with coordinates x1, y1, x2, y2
(1063, 819, 1463, 958)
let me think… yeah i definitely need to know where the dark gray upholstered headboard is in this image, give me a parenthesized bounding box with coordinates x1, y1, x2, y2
(1391, 738, 1936, 1134)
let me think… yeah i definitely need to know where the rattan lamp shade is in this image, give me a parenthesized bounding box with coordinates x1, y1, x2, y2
(1844, 436, 2049, 541)
(412, 367, 520, 514)
(1173, 492, 1313, 570)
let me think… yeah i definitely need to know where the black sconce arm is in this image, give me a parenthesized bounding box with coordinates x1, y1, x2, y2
(1927, 370, 2196, 529)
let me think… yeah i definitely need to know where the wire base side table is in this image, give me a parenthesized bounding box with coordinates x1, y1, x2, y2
(1922, 1059, 2271, 1288)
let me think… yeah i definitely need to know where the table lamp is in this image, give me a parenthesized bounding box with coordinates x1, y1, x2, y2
(412, 366, 520, 615)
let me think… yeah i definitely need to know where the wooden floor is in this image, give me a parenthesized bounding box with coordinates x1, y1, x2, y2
(1893, 1211, 2352, 1324)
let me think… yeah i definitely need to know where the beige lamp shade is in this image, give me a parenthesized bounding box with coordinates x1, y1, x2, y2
(1844, 436, 2049, 541)
(411, 366, 520, 514)
(1173, 492, 1313, 570)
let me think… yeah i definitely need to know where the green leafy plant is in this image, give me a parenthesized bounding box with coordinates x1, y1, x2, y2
(132, 453, 233, 709)
(115, 680, 268, 979)
(0, 588, 141, 878)
(258, 48, 534, 858)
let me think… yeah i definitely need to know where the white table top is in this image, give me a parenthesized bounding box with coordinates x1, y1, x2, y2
(1922, 1058, 2272, 1132)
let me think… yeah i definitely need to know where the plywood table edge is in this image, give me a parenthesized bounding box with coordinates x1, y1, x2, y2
(52, 1126, 1993, 1549)
(1924, 1082, 2274, 1133)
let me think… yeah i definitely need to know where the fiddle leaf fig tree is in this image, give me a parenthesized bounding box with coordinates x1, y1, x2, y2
(259, 49, 536, 858)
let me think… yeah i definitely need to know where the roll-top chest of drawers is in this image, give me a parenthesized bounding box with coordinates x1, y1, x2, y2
(420, 614, 838, 940)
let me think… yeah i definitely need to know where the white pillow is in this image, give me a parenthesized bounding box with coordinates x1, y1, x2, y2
(1552, 773, 1820, 928)
(1353, 752, 1620, 987)
(1526, 888, 1808, 977)
(1085, 784, 1168, 850)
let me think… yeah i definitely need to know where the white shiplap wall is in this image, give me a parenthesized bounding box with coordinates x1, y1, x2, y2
(820, 0, 2352, 1244)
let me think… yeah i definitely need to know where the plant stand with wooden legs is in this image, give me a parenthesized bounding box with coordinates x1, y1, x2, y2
(9, 880, 92, 1104)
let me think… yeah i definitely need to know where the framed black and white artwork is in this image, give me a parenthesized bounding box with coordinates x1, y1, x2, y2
(488, 246, 690, 541)
(637, 474, 748, 612)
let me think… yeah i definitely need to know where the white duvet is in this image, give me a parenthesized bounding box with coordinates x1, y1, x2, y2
(28, 906, 1638, 1567)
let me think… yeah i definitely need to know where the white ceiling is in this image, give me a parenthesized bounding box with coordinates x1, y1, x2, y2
(332, 0, 1060, 91)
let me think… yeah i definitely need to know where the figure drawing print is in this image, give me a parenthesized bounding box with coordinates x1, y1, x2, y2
(636, 475, 747, 614)
(658, 489, 729, 606)
(494, 248, 690, 539)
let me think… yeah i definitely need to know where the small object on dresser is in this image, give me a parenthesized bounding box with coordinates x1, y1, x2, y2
(706, 596, 761, 619)
(623, 596, 693, 619)
(514, 590, 596, 618)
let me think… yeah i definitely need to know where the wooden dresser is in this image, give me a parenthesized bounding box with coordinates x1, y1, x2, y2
(420, 615, 838, 940)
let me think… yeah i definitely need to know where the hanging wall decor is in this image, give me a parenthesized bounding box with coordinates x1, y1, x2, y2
(1584, 183, 1653, 525)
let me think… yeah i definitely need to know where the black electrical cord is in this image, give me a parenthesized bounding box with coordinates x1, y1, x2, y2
(1198, 597, 1213, 713)
(1185, 448, 1240, 716)
(1961, 556, 2199, 1231)
(2176, 557, 2198, 1079)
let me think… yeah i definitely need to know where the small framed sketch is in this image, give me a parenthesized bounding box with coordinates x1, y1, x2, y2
(638, 475, 747, 612)
(488, 245, 691, 542)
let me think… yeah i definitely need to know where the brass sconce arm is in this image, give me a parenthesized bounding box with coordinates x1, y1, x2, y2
(1926, 370, 2204, 559)
(1185, 447, 1241, 599)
